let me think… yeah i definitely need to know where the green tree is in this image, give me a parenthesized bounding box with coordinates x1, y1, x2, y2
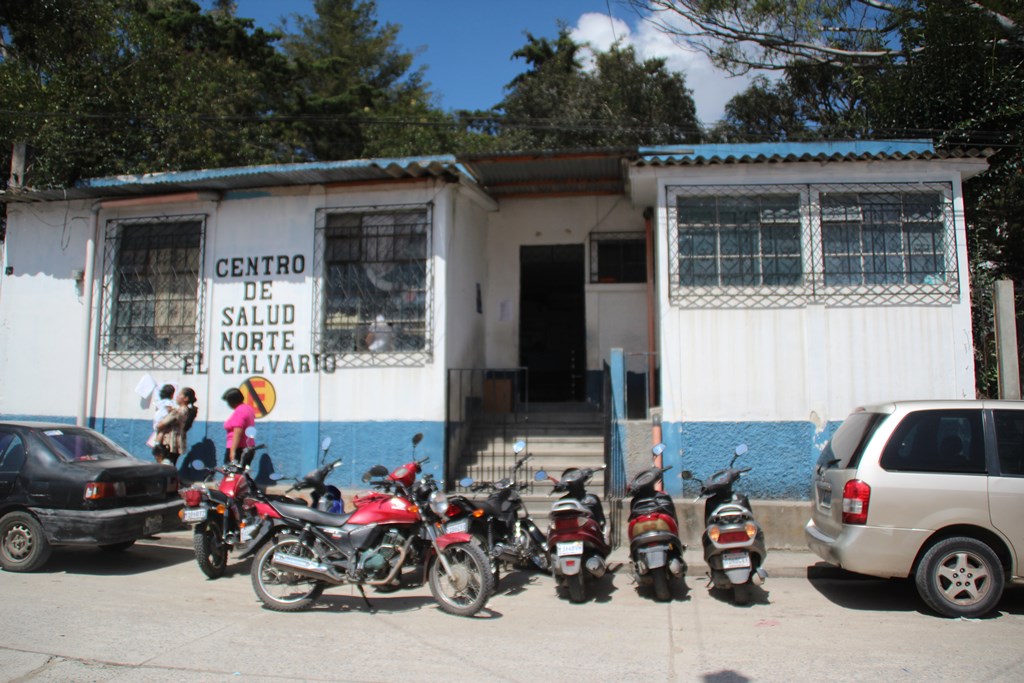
(493, 31, 699, 149)
(0, 0, 296, 189)
(277, 0, 452, 160)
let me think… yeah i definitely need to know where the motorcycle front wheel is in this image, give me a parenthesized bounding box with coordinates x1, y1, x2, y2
(193, 520, 228, 579)
(251, 537, 325, 612)
(428, 542, 494, 617)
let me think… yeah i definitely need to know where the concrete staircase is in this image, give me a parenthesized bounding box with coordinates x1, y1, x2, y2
(452, 402, 606, 517)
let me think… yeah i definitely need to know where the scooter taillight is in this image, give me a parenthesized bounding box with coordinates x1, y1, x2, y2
(553, 516, 581, 531)
(630, 518, 672, 537)
(709, 523, 756, 544)
(181, 488, 204, 507)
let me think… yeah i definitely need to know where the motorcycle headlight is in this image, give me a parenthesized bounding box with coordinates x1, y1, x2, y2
(429, 490, 450, 517)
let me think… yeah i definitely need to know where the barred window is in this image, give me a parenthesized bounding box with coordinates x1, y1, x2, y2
(666, 182, 957, 308)
(314, 207, 432, 366)
(821, 191, 946, 287)
(676, 194, 802, 287)
(590, 232, 646, 283)
(101, 216, 206, 369)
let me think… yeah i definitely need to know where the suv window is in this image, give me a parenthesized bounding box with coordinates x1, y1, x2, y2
(993, 409, 1024, 476)
(880, 409, 986, 473)
(817, 411, 886, 470)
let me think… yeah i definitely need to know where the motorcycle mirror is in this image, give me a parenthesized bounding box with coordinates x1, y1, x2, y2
(534, 470, 548, 481)
(651, 443, 666, 457)
(412, 433, 424, 448)
(244, 426, 257, 438)
(269, 472, 284, 481)
(735, 443, 749, 456)
(512, 440, 526, 454)
(459, 477, 474, 488)
(190, 460, 207, 471)
(680, 470, 694, 480)
(320, 436, 332, 452)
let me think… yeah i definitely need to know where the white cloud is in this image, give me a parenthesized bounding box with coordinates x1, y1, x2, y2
(569, 11, 760, 126)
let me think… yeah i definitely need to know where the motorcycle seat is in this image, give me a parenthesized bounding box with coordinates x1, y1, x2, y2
(273, 501, 353, 526)
(630, 494, 677, 520)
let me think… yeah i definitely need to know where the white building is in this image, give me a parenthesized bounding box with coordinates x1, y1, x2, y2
(0, 141, 989, 497)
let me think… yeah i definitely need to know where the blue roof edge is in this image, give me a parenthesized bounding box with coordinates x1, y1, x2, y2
(639, 139, 936, 161)
(75, 154, 462, 189)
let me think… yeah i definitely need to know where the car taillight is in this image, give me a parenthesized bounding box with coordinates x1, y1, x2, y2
(842, 479, 871, 525)
(84, 481, 126, 500)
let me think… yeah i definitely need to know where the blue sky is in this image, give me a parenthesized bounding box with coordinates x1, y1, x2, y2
(222, 1, 756, 124)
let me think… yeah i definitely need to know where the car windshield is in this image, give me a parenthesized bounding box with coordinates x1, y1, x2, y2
(40, 428, 133, 462)
(817, 411, 886, 470)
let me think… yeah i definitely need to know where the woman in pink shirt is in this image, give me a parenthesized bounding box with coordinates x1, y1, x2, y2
(221, 388, 256, 466)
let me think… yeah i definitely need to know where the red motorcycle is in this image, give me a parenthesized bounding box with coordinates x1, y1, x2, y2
(250, 434, 494, 617)
(537, 465, 610, 603)
(179, 435, 309, 579)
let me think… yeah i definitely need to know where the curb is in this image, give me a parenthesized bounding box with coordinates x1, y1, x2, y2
(140, 529, 849, 580)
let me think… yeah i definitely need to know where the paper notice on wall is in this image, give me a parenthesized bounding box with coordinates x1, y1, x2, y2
(498, 299, 513, 322)
(134, 374, 157, 399)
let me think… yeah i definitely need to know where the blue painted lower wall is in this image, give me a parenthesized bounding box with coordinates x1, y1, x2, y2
(4, 413, 841, 500)
(0, 414, 445, 490)
(656, 420, 841, 499)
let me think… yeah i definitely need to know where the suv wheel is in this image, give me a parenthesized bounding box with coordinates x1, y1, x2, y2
(915, 536, 1004, 618)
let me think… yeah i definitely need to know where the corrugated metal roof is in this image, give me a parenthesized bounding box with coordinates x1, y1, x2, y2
(637, 140, 993, 166)
(1, 142, 991, 204)
(2, 156, 467, 203)
(458, 148, 631, 199)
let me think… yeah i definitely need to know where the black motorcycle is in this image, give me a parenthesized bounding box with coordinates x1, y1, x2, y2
(682, 443, 768, 604)
(449, 440, 549, 582)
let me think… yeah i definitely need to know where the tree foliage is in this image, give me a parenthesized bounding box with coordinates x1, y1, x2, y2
(0, 0, 297, 188)
(625, 0, 1023, 73)
(681, 0, 1024, 395)
(491, 30, 700, 149)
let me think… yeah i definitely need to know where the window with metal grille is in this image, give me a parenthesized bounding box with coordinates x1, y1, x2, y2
(666, 182, 957, 308)
(675, 194, 802, 288)
(820, 191, 946, 287)
(314, 206, 432, 366)
(101, 216, 205, 370)
(589, 233, 646, 283)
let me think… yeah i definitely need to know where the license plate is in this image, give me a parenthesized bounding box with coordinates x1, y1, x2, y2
(817, 483, 832, 509)
(445, 519, 469, 534)
(557, 541, 584, 557)
(143, 514, 163, 535)
(722, 551, 751, 570)
(182, 508, 208, 523)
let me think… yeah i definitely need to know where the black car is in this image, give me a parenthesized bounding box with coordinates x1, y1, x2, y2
(0, 421, 183, 572)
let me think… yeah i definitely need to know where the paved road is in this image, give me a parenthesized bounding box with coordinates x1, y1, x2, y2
(1, 538, 1023, 682)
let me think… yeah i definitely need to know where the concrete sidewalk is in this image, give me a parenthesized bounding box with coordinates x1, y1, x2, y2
(142, 526, 841, 580)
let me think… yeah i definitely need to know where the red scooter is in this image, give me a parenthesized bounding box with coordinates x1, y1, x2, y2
(536, 465, 610, 603)
(627, 443, 686, 601)
(251, 434, 494, 617)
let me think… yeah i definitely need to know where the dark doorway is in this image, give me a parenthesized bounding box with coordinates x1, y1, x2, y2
(520, 244, 586, 402)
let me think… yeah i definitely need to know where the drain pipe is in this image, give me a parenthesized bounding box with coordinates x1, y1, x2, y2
(78, 201, 102, 426)
(644, 207, 663, 490)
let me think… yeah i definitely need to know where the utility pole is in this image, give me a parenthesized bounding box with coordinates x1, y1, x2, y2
(994, 279, 1021, 400)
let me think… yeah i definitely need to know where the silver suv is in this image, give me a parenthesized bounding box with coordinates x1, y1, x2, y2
(805, 400, 1024, 617)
